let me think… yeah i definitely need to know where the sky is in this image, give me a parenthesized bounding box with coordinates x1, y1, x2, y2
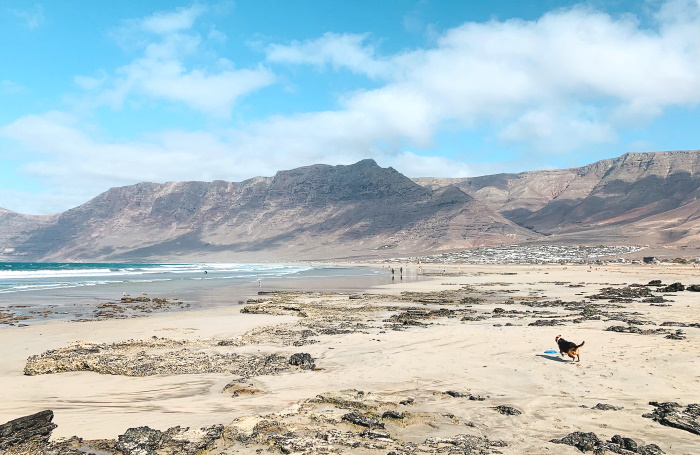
(1, 0, 700, 215)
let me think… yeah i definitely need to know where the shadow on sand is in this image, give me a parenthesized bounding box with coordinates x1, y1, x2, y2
(536, 354, 572, 363)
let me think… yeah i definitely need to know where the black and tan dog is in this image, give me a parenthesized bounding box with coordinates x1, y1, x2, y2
(555, 335, 585, 362)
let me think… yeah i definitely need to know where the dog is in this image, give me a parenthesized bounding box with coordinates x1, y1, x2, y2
(555, 335, 585, 362)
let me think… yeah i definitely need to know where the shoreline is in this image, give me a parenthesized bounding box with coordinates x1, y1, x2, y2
(0, 264, 391, 327)
(1, 262, 699, 453)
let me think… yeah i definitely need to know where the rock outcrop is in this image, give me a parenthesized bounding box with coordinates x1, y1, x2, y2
(643, 401, 700, 435)
(550, 431, 665, 454)
(0, 410, 57, 452)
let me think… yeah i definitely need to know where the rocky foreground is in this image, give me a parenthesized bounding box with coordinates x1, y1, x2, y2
(2, 267, 700, 454)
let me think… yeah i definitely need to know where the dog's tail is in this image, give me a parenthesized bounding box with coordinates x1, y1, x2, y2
(577, 341, 585, 348)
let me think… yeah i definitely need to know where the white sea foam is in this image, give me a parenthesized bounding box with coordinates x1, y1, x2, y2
(0, 263, 318, 295)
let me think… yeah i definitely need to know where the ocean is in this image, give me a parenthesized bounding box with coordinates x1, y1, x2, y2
(0, 262, 390, 326)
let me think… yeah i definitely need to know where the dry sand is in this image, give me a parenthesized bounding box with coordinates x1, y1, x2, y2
(1, 262, 699, 453)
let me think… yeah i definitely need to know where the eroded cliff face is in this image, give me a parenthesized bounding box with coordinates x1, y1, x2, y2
(2, 160, 537, 262)
(415, 150, 700, 245)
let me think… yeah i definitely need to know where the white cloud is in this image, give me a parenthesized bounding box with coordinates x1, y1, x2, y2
(263, 2, 700, 155)
(82, 5, 275, 117)
(266, 33, 392, 79)
(12, 4, 44, 30)
(385, 151, 474, 178)
(140, 4, 205, 34)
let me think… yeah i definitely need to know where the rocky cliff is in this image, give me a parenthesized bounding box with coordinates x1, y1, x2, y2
(2, 160, 537, 261)
(415, 150, 700, 245)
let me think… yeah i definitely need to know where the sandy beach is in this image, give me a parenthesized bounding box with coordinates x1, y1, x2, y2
(1, 262, 699, 454)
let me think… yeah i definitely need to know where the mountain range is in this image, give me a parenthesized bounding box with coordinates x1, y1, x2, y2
(2, 150, 700, 261)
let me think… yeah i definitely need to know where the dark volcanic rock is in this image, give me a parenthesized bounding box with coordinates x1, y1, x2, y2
(116, 424, 224, 455)
(422, 434, 508, 452)
(605, 326, 665, 335)
(382, 411, 405, 420)
(593, 403, 624, 411)
(289, 353, 316, 370)
(659, 282, 685, 292)
(550, 431, 602, 452)
(551, 431, 666, 454)
(342, 411, 385, 429)
(445, 391, 487, 401)
(117, 426, 163, 455)
(528, 319, 565, 326)
(610, 434, 640, 452)
(664, 330, 686, 340)
(687, 284, 700, 292)
(491, 405, 521, 416)
(643, 401, 700, 435)
(589, 286, 652, 302)
(0, 410, 57, 451)
(445, 390, 469, 398)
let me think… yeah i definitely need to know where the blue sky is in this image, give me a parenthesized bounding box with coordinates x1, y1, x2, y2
(1, 0, 700, 214)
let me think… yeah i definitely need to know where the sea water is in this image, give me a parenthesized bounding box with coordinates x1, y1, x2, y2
(0, 262, 391, 325)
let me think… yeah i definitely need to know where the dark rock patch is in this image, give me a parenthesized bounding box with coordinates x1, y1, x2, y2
(492, 405, 521, 415)
(289, 353, 316, 370)
(382, 411, 405, 420)
(0, 410, 57, 451)
(605, 326, 666, 336)
(551, 431, 665, 454)
(445, 390, 487, 401)
(342, 411, 385, 429)
(643, 401, 700, 435)
(528, 319, 566, 326)
(659, 282, 684, 292)
(589, 286, 652, 302)
(593, 403, 624, 411)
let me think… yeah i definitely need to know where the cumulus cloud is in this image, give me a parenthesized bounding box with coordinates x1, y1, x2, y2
(140, 4, 206, 34)
(264, 2, 700, 154)
(83, 5, 275, 117)
(266, 33, 392, 79)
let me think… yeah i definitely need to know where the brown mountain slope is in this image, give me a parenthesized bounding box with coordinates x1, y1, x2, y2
(415, 150, 700, 245)
(5, 160, 538, 261)
(0, 209, 56, 258)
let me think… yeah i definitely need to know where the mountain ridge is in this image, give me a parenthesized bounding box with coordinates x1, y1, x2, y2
(2, 159, 537, 261)
(3, 151, 700, 262)
(414, 149, 700, 246)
